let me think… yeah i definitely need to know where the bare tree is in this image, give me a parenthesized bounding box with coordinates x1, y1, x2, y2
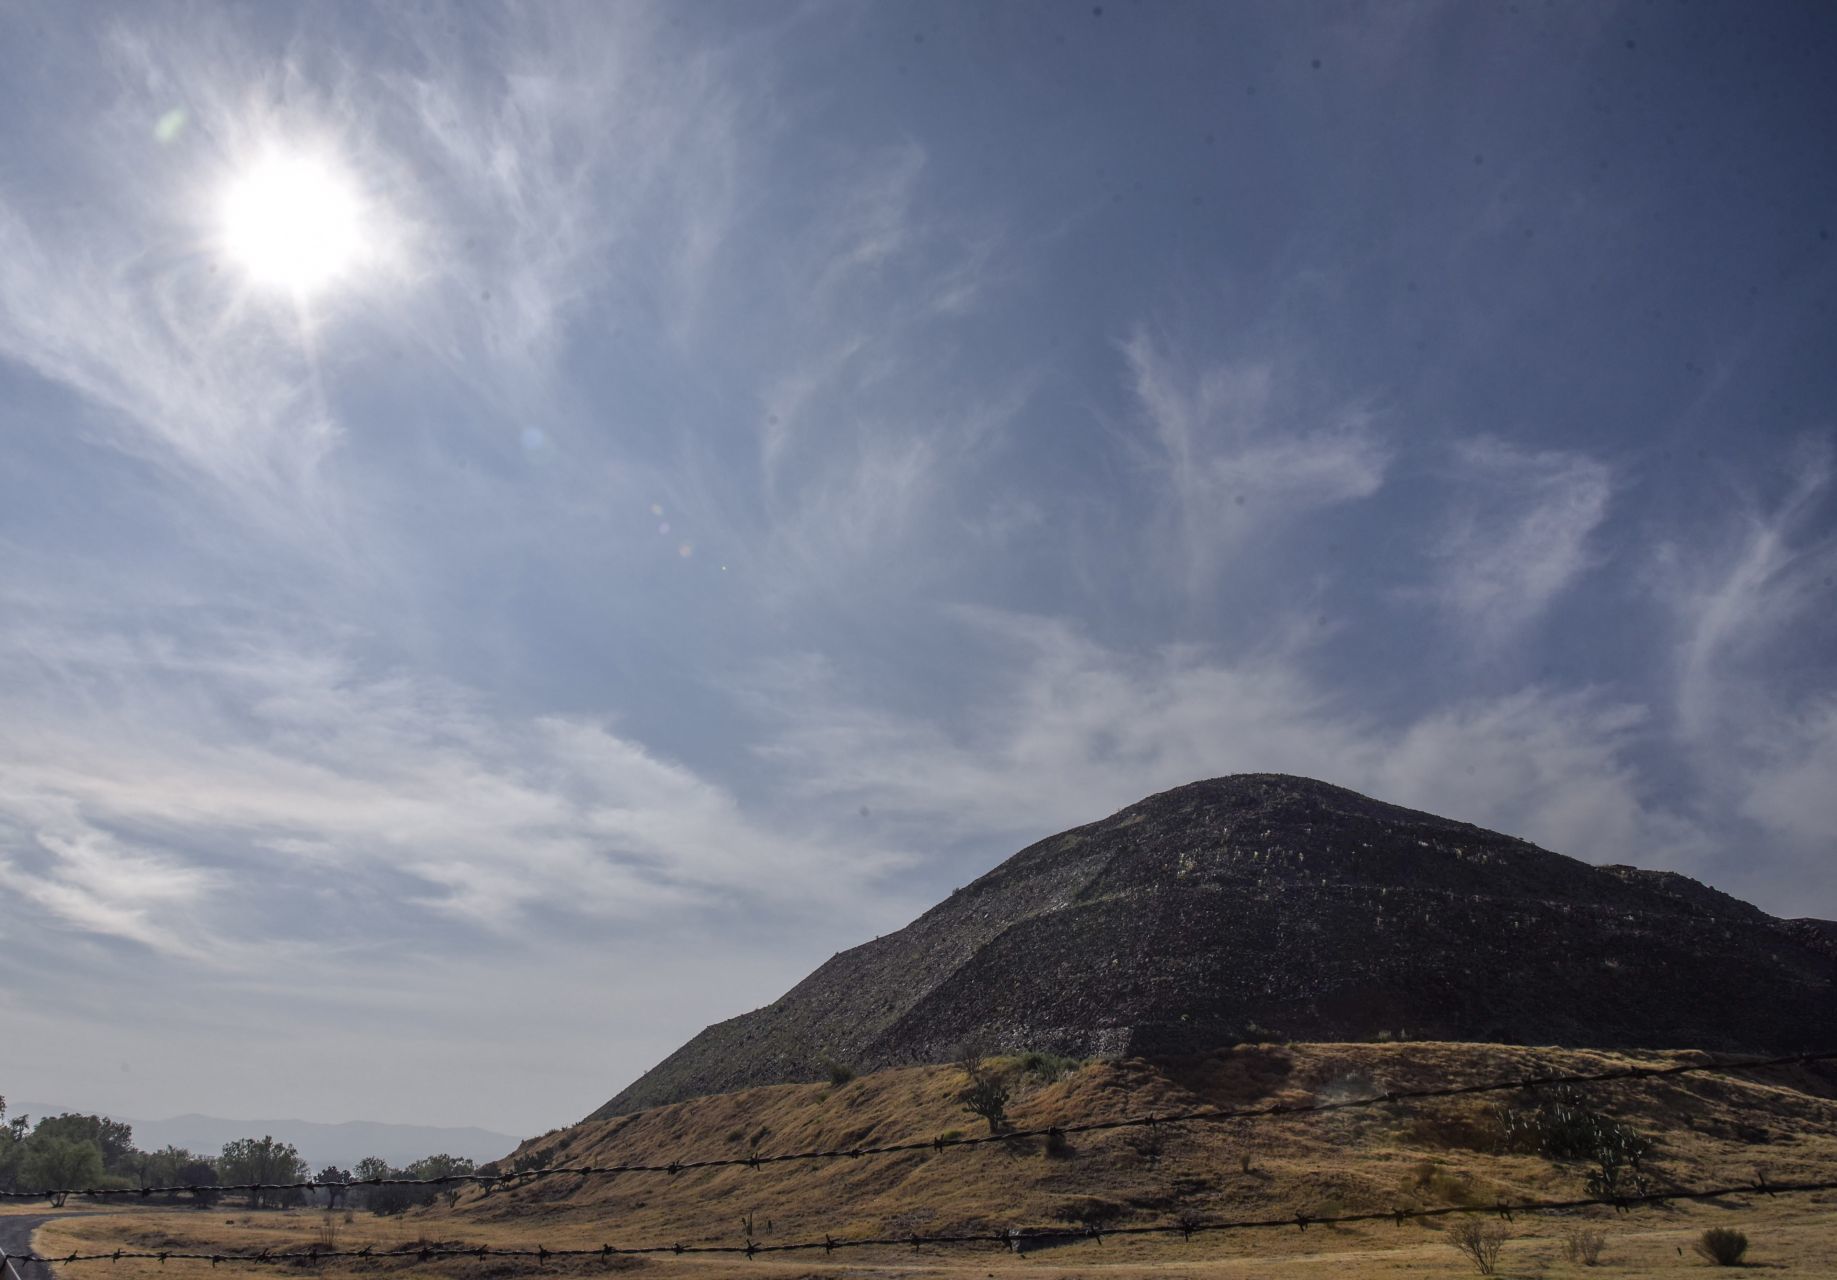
(1562, 1223, 1607, 1266)
(1445, 1217, 1509, 1275)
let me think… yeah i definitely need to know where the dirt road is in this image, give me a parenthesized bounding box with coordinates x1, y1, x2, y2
(0, 1214, 62, 1280)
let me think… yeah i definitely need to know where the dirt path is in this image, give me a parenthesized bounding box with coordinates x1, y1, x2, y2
(0, 1214, 67, 1280)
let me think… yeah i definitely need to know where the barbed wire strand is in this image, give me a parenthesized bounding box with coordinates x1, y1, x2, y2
(5, 1047, 1831, 1202)
(5, 1174, 1833, 1266)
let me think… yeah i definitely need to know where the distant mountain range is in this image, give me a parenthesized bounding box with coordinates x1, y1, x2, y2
(596, 773, 1837, 1117)
(10, 1104, 522, 1172)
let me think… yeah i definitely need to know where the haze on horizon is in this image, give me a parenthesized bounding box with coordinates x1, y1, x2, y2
(1, 1, 1833, 1137)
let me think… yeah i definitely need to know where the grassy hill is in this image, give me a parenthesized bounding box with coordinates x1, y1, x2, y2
(36, 1042, 1837, 1278)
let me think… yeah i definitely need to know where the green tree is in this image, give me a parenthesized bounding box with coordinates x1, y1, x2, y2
(0, 1098, 30, 1193)
(33, 1114, 135, 1175)
(409, 1154, 476, 1208)
(178, 1159, 220, 1208)
(135, 1146, 211, 1195)
(217, 1136, 308, 1209)
(351, 1156, 391, 1182)
(23, 1137, 105, 1206)
(350, 1156, 395, 1213)
(317, 1165, 351, 1209)
(959, 1067, 1012, 1133)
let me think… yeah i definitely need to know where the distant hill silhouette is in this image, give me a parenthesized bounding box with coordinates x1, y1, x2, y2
(594, 774, 1835, 1118)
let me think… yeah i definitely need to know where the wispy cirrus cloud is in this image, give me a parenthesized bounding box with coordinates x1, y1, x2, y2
(1426, 438, 1613, 640)
(751, 605, 1712, 893)
(1121, 329, 1389, 601)
(0, 617, 908, 960)
(1667, 440, 1837, 744)
(1658, 439, 1837, 903)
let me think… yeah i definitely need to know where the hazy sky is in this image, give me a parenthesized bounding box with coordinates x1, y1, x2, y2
(2, 1, 1834, 1138)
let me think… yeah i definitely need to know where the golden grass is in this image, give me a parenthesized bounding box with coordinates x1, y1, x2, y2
(32, 1043, 1837, 1279)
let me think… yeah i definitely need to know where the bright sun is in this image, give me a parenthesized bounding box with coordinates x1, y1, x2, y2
(220, 151, 368, 297)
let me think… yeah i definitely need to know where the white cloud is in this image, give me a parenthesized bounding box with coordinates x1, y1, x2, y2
(1737, 697, 1837, 851)
(1668, 442, 1836, 743)
(1121, 330, 1388, 599)
(0, 810, 217, 959)
(386, 6, 751, 377)
(0, 622, 906, 959)
(753, 606, 1702, 882)
(1659, 440, 1837, 894)
(1428, 438, 1612, 639)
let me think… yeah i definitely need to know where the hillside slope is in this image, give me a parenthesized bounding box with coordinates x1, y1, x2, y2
(38, 1044, 1837, 1280)
(597, 775, 1835, 1117)
(472, 1044, 1837, 1259)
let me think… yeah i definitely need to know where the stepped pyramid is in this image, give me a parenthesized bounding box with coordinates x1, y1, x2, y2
(594, 774, 1835, 1117)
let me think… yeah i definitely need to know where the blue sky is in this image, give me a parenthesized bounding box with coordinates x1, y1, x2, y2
(2, 1, 1833, 1137)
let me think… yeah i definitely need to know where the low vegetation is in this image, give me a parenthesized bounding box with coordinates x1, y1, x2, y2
(1445, 1216, 1509, 1274)
(1562, 1222, 1608, 1265)
(1494, 1085, 1655, 1197)
(1694, 1226, 1750, 1266)
(28, 1044, 1837, 1280)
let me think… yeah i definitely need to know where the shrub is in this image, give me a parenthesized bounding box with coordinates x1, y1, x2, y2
(1562, 1223, 1607, 1265)
(1445, 1217, 1508, 1275)
(1495, 1087, 1653, 1196)
(954, 1042, 989, 1079)
(1407, 1160, 1482, 1206)
(1018, 1051, 1080, 1082)
(960, 1071, 1012, 1133)
(1693, 1227, 1748, 1266)
(818, 1056, 856, 1086)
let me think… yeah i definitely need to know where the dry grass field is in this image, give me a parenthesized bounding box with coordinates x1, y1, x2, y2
(32, 1043, 1837, 1279)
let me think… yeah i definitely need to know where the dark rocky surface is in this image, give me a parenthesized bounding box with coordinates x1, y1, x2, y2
(593, 774, 1836, 1118)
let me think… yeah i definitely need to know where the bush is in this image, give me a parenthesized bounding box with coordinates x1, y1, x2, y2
(959, 1071, 1012, 1133)
(818, 1057, 856, 1087)
(1445, 1217, 1508, 1275)
(1495, 1088, 1653, 1196)
(1693, 1227, 1748, 1266)
(1562, 1224, 1607, 1265)
(1018, 1051, 1080, 1082)
(1406, 1159, 1482, 1207)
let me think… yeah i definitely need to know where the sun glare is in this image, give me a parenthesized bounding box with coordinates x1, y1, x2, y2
(220, 151, 368, 297)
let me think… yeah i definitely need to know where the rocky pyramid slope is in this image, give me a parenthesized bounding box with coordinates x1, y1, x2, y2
(593, 774, 1834, 1118)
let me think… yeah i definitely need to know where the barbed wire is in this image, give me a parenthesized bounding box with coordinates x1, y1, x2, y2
(5, 1047, 1831, 1203)
(5, 1173, 1833, 1266)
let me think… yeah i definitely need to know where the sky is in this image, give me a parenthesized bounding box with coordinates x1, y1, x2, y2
(1, 1, 1834, 1140)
